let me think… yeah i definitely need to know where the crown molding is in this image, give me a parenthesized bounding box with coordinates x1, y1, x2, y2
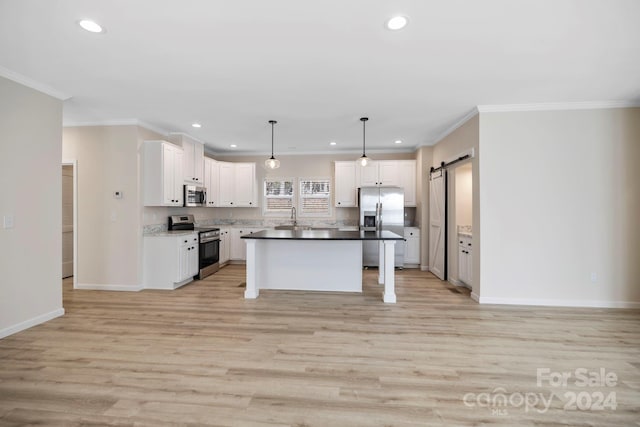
(168, 131, 206, 145)
(63, 119, 169, 136)
(0, 65, 71, 100)
(206, 146, 417, 157)
(477, 100, 640, 113)
(419, 107, 479, 147)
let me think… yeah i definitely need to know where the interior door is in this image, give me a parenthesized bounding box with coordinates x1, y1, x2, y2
(429, 170, 446, 280)
(62, 165, 73, 278)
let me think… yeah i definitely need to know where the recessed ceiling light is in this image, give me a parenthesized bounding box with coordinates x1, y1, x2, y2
(395, 140, 403, 144)
(78, 19, 104, 33)
(330, 141, 337, 146)
(191, 123, 202, 128)
(386, 16, 408, 31)
(229, 144, 237, 148)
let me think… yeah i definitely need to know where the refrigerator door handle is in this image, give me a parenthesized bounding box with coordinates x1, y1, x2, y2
(377, 202, 382, 230)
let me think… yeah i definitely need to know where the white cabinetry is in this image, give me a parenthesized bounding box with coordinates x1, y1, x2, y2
(144, 233, 199, 289)
(404, 227, 420, 266)
(143, 140, 184, 207)
(230, 228, 264, 261)
(398, 160, 417, 207)
(204, 157, 220, 207)
(218, 162, 257, 207)
(170, 133, 204, 184)
(358, 161, 400, 187)
(334, 161, 358, 207)
(335, 159, 417, 207)
(219, 228, 230, 265)
(458, 234, 473, 286)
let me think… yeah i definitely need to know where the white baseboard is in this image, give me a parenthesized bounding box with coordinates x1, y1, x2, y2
(478, 296, 640, 309)
(470, 292, 480, 302)
(75, 283, 144, 292)
(420, 265, 429, 271)
(0, 308, 65, 339)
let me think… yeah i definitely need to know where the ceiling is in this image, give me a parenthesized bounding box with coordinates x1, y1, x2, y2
(1, 0, 639, 155)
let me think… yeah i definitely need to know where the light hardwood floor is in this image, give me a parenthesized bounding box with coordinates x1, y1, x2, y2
(1, 265, 639, 426)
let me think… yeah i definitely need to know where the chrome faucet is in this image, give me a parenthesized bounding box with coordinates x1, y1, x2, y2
(291, 207, 297, 225)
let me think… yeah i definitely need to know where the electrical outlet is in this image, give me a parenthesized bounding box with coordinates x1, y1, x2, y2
(590, 272, 598, 282)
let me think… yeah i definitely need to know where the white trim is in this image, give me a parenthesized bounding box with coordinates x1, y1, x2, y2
(207, 147, 417, 157)
(0, 66, 71, 100)
(428, 108, 479, 146)
(75, 283, 144, 292)
(470, 292, 480, 302)
(62, 160, 78, 289)
(478, 296, 640, 309)
(63, 119, 169, 137)
(168, 132, 206, 145)
(0, 308, 65, 339)
(477, 100, 640, 113)
(420, 265, 429, 271)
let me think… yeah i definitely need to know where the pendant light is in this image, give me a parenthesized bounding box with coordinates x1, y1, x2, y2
(265, 120, 280, 170)
(358, 117, 371, 167)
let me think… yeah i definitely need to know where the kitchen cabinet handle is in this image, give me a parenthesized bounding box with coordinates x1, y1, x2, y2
(468, 243, 472, 246)
(184, 240, 188, 243)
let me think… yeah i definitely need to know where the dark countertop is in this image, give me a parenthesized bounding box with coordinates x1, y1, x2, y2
(241, 229, 404, 241)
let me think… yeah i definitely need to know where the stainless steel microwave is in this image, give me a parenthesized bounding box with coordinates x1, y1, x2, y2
(184, 185, 206, 207)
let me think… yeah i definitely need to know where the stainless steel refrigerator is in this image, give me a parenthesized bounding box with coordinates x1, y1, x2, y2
(359, 186, 405, 267)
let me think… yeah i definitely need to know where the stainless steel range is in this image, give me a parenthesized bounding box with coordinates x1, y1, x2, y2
(168, 215, 220, 279)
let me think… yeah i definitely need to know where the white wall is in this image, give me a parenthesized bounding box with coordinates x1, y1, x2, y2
(479, 108, 640, 307)
(62, 125, 145, 289)
(0, 76, 63, 337)
(455, 164, 473, 227)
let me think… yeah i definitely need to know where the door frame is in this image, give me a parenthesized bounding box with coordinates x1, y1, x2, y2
(62, 159, 78, 289)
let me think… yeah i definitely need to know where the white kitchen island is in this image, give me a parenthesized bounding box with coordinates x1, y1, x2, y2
(241, 229, 404, 303)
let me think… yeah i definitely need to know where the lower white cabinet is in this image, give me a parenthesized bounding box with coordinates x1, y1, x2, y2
(404, 227, 420, 266)
(144, 233, 199, 289)
(458, 234, 473, 286)
(219, 228, 231, 265)
(230, 228, 264, 261)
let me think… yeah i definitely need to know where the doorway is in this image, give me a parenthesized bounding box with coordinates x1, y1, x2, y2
(61, 161, 77, 286)
(450, 162, 473, 289)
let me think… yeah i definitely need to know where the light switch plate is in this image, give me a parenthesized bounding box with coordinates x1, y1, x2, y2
(3, 215, 14, 229)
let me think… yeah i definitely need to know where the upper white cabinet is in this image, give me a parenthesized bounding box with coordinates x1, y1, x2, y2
(335, 159, 416, 207)
(204, 157, 220, 207)
(234, 163, 257, 207)
(398, 160, 417, 207)
(143, 140, 184, 207)
(334, 161, 358, 207)
(218, 162, 257, 207)
(169, 133, 204, 184)
(358, 161, 400, 187)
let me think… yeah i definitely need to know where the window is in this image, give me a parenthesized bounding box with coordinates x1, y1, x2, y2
(263, 178, 294, 216)
(298, 178, 331, 217)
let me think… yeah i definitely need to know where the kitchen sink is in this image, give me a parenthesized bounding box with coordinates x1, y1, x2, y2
(274, 225, 312, 231)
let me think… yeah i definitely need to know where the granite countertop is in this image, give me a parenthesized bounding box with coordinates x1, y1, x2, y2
(242, 229, 404, 241)
(144, 230, 197, 237)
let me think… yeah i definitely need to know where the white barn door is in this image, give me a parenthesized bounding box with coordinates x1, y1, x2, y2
(429, 171, 446, 280)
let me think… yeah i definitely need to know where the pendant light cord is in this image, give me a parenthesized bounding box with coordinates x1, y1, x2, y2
(361, 117, 368, 156)
(269, 120, 277, 158)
